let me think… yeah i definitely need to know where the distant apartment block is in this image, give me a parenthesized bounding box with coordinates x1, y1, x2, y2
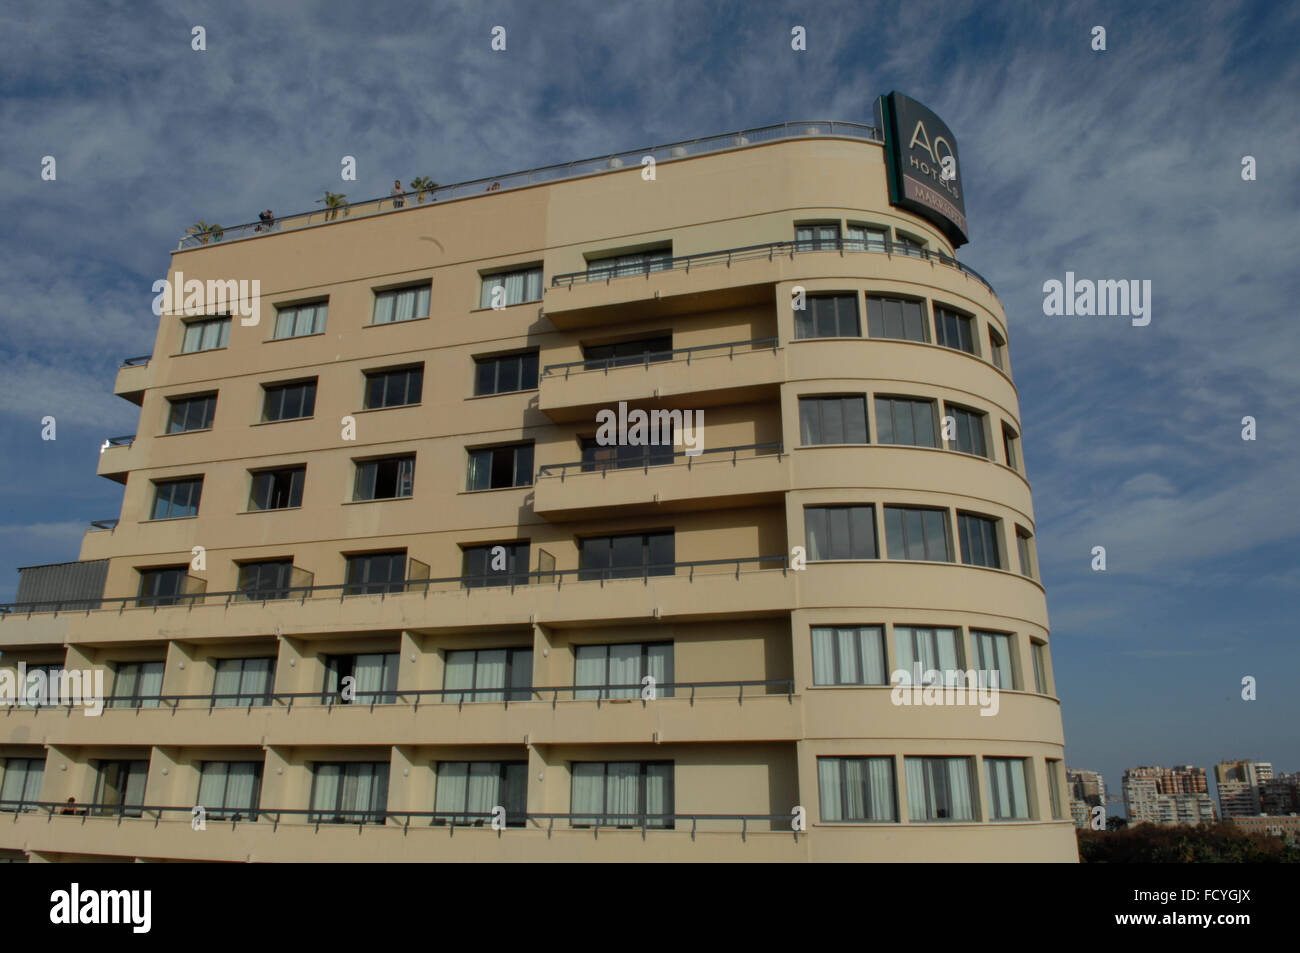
(1215, 759, 1273, 818)
(1123, 765, 1217, 826)
(1067, 767, 1106, 829)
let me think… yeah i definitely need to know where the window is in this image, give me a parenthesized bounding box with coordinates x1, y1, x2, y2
(945, 404, 989, 457)
(587, 249, 672, 280)
(575, 642, 673, 699)
(323, 653, 399, 705)
(434, 762, 527, 826)
(1046, 760, 1065, 820)
(986, 758, 1030, 820)
(343, 550, 407, 595)
(248, 466, 305, 510)
(272, 301, 327, 339)
(181, 316, 230, 353)
(988, 327, 1008, 370)
(262, 379, 317, 422)
(475, 350, 539, 395)
(461, 542, 530, 589)
(93, 760, 149, 817)
(371, 284, 430, 325)
(579, 531, 674, 581)
(894, 233, 926, 257)
(583, 335, 672, 369)
(363, 365, 423, 409)
(905, 756, 976, 822)
(166, 393, 216, 433)
(110, 661, 164, 709)
(958, 512, 1002, 568)
(818, 757, 897, 822)
(580, 435, 674, 472)
(934, 306, 977, 354)
(137, 565, 188, 607)
(846, 224, 888, 251)
(308, 762, 389, 824)
(894, 626, 963, 685)
(212, 657, 275, 706)
(236, 560, 294, 601)
(1002, 424, 1021, 471)
(196, 762, 262, 820)
(811, 626, 886, 685)
(444, 648, 533, 702)
(795, 222, 840, 250)
(353, 455, 415, 501)
(0, 758, 44, 812)
(151, 476, 203, 520)
(571, 762, 673, 828)
(805, 505, 877, 560)
(1016, 527, 1037, 579)
(799, 395, 868, 445)
(467, 443, 534, 490)
(795, 293, 860, 339)
(971, 630, 1017, 690)
(479, 267, 542, 309)
(875, 396, 938, 448)
(866, 295, 927, 342)
(16, 664, 62, 708)
(1032, 641, 1051, 694)
(884, 506, 952, 562)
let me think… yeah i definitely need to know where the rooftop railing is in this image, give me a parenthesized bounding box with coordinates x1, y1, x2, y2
(0, 555, 789, 617)
(120, 354, 151, 367)
(550, 236, 995, 294)
(104, 435, 135, 449)
(537, 442, 783, 480)
(540, 337, 779, 379)
(174, 120, 881, 250)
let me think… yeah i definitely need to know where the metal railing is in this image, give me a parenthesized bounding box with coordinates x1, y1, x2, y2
(540, 337, 779, 379)
(174, 121, 881, 250)
(0, 555, 789, 617)
(551, 237, 995, 294)
(87, 519, 119, 531)
(104, 435, 135, 449)
(120, 355, 151, 367)
(537, 441, 783, 480)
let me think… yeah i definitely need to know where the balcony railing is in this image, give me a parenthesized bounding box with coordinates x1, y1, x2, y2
(104, 435, 135, 449)
(537, 441, 783, 480)
(550, 237, 995, 294)
(174, 120, 881, 250)
(119, 354, 151, 367)
(0, 555, 789, 617)
(87, 519, 119, 531)
(540, 337, 779, 379)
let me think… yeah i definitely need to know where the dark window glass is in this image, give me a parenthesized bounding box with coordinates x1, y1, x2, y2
(353, 455, 415, 500)
(467, 444, 534, 490)
(866, 296, 928, 342)
(946, 404, 989, 457)
(795, 223, 841, 251)
(958, 513, 1002, 568)
(1016, 529, 1035, 578)
(461, 542, 530, 589)
(579, 435, 674, 471)
(804, 506, 877, 560)
(989, 328, 1008, 370)
(236, 560, 294, 601)
(934, 306, 977, 354)
(137, 566, 188, 607)
(93, 760, 149, 817)
(1002, 425, 1020, 471)
(343, 551, 407, 595)
(874, 397, 938, 448)
(474, 351, 539, 395)
(795, 294, 860, 339)
(582, 336, 672, 370)
(151, 477, 203, 519)
(799, 396, 868, 445)
(0, 757, 46, 812)
(884, 506, 952, 561)
(579, 532, 674, 581)
(262, 380, 317, 422)
(587, 250, 672, 279)
(248, 467, 305, 510)
(363, 366, 423, 409)
(109, 661, 164, 709)
(166, 394, 216, 433)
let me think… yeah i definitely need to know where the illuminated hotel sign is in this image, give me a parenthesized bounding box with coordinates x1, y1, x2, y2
(880, 91, 969, 247)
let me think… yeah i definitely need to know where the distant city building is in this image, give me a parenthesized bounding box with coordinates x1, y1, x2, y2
(1259, 773, 1300, 816)
(1228, 814, 1300, 846)
(1067, 767, 1106, 829)
(1123, 765, 1217, 826)
(1215, 760, 1272, 818)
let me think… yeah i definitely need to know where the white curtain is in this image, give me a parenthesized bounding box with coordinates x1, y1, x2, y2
(867, 759, 894, 821)
(644, 764, 670, 828)
(606, 763, 638, 824)
(975, 632, 1013, 689)
(905, 758, 927, 821)
(225, 763, 257, 814)
(896, 628, 961, 685)
(817, 758, 841, 821)
(836, 628, 861, 683)
(571, 764, 603, 825)
(858, 627, 886, 684)
(123, 762, 147, 808)
(574, 646, 605, 700)
(311, 764, 340, 817)
(475, 650, 506, 702)
(213, 661, 241, 707)
(608, 644, 640, 699)
(988, 759, 1027, 819)
(241, 658, 273, 702)
(811, 628, 835, 684)
(466, 763, 498, 822)
(197, 763, 226, 809)
(435, 763, 468, 817)
(353, 654, 386, 703)
(444, 651, 475, 704)
(138, 662, 164, 708)
(393, 289, 416, 322)
(842, 758, 868, 819)
(647, 644, 672, 698)
(373, 294, 395, 325)
(946, 758, 975, 820)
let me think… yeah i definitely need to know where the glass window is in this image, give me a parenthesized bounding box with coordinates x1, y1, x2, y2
(372, 284, 430, 325)
(986, 758, 1030, 820)
(818, 757, 897, 822)
(884, 506, 952, 562)
(795, 293, 860, 339)
(212, 657, 275, 706)
(582, 336, 672, 370)
(0, 758, 45, 812)
(795, 223, 841, 250)
(181, 316, 230, 353)
(1016, 528, 1036, 578)
(579, 532, 674, 581)
(894, 233, 926, 257)
(874, 397, 938, 448)
(137, 565, 188, 607)
(353, 455, 415, 501)
(475, 351, 539, 395)
(866, 296, 927, 342)
(989, 327, 1008, 370)
(799, 396, 868, 445)
(945, 404, 989, 457)
(363, 366, 423, 409)
(110, 661, 164, 709)
(151, 477, 203, 520)
(587, 250, 672, 280)
(1032, 642, 1050, 694)
(322, 653, 399, 705)
(444, 648, 533, 702)
(166, 393, 216, 433)
(905, 756, 976, 822)
(196, 762, 262, 820)
(1002, 424, 1020, 471)
(479, 267, 542, 309)
(434, 762, 527, 826)
(575, 642, 673, 699)
(236, 560, 295, 601)
(805, 505, 877, 560)
(343, 551, 407, 595)
(580, 435, 674, 472)
(248, 467, 305, 510)
(262, 380, 317, 422)
(811, 626, 886, 685)
(272, 301, 328, 339)
(845, 224, 888, 252)
(467, 443, 534, 490)
(933, 306, 977, 354)
(461, 542, 530, 589)
(971, 630, 1016, 690)
(17, 664, 62, 708)
(958, 512, 1002, 568)
(1046, 760, 1065, 820)
(308, 762, 389, 824)
(894, 626, 963, 685)
(571, 762, 673, 828)
(93, 759, 149, 817)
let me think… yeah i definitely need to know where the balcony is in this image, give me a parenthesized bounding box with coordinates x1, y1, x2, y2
(95, 434, 135, 484)
(113, 355, 150, 405)
(535, 442, 787, 519)
(538, 338, 781, 420)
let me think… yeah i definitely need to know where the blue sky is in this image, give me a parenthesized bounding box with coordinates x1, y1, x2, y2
(1, 0, 1296, 809)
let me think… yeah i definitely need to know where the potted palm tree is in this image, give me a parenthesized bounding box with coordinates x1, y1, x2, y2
(316, 191, 348, 221)
(186, 221, 223, 244)
(409, 176, 439, 203)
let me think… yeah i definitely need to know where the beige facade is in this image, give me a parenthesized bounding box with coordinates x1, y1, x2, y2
(0, 123, 1074, 861)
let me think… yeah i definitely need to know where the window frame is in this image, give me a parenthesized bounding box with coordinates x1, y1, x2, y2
(370, 283, 431, 326)
(944, 402, 990, 458)
(573, 641, 674, 699)
(307, 761, 390, 824)
(180, 315, 231, 354)
(474, 350, 540, 396)
(248, 466, 306, 511)
(795, 293, 861, 340)
(958, 511, 1003, 569)
(810, 625, 887, 686)
(478, 266, 543, 309)
(362, 364, 423, 410)
(804, 505, 878, 561)
(985, 757, 1031, 821)
(865, 294, 929, 343)
(165, 392, 217, 434)
(196, 761, 263, 821)
(261, 378, 318, 422)
(271, 300, 328, 340)
(150, 476, 204, 520)
(884, 505, 953, 562)
(343, 550, 408, 596)
(799, 394, 869, 446)
(578, 531, 675, 581)
(569, 761, 674, 829)
(933, 304, 979, 355)
(352, 454, 416, 501)
(817, 755, 898, 822)
(874, 395, 939, 448)
(466, 442, 534, 491)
